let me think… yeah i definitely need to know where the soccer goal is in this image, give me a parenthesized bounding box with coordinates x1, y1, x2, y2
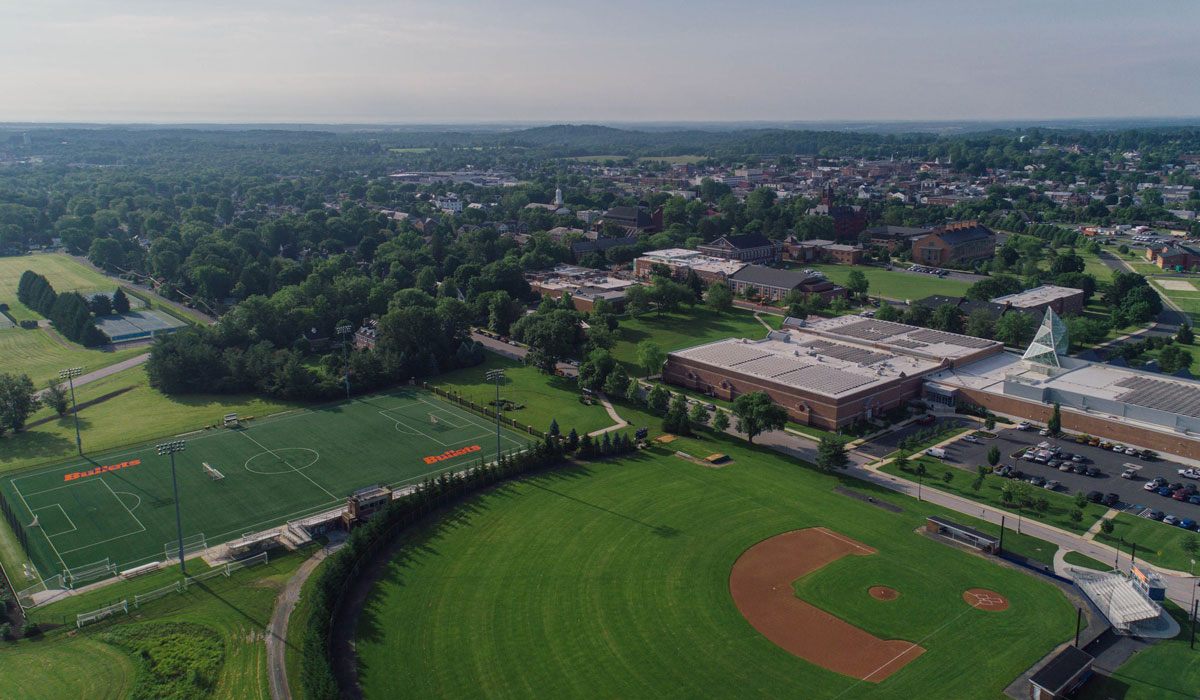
(202, 462, 225, 481)
(165, 533, 208, 561)
(64, 557, 116, 588)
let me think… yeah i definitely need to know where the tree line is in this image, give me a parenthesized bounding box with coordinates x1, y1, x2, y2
(16, 271, 110, 346)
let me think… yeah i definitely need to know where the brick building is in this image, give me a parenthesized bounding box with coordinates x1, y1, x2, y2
(863, 225, 932, 251)
(727, 266, 848, 303)
(1146, 243, 1200, 271)
(809, 187, 868, 241)
(991, 285, 1086, 317)
(526, 265, 636, 312)
(783, 238, 864, 265)
(910, 221, 996, 267)
(697, 233, 782, 264)
(633, 249, 745, 285)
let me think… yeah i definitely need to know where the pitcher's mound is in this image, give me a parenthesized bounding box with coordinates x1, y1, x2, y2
(963, 588, 1009, 611)
(869, 586, 899, 601)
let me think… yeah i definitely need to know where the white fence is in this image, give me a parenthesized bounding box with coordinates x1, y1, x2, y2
(76, 599, 128, 629)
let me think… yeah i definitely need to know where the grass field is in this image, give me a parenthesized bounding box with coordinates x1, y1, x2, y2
(8, 545, 317, 700)
(0, 326, 145, 387)
(1151, 276, 1200, 319)
(0, 253, 115, 320)
(430, 353, 615, 436)
(1095, 512, 1200, 573)
(1079, 602, 1200, 699)
(354, 437, 1076, 699)
(611, 308, 769, 376)
(1063, 550, 1113, 572)
(801, 265, 973, 302)
(0, 387, 527, 580)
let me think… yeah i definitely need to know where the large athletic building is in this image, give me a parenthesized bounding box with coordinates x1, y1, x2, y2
(662, 316, 1003, 429)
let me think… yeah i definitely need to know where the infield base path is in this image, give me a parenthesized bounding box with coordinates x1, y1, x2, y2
(729, 527, 925, 682)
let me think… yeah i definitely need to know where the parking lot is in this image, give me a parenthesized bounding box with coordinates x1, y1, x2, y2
(938, 427, 1200, 524)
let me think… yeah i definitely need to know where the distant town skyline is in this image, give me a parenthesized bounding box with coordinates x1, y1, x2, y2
(2, 0, 1198, 123)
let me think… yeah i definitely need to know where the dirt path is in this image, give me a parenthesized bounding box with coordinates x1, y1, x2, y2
(267, 545, 335, 700)
(728, 527, 925, 682)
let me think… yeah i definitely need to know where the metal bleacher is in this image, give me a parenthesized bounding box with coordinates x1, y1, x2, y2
(1072, 570, 1163, 634)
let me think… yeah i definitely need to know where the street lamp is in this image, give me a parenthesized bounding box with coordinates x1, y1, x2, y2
(59, 367, 83, 455)
(156, 440, 188, 575)
(337, 324, 353, 399)
(486, 369, 505, 461)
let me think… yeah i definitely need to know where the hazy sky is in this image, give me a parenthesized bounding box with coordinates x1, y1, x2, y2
(2, 0, 1198, 123)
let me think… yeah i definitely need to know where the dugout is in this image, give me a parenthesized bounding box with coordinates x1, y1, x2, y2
(1028, 645, 1093, 700)
(925, 516, 1001, 554)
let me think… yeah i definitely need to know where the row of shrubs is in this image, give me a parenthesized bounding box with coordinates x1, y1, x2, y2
(301, 433, 582, 699)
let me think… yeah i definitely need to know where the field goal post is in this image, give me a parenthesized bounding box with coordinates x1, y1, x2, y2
(223, 412, 239, 428)
(165, 533, 208, 561)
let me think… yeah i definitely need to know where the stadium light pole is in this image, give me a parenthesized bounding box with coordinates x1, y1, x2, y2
(486, 368, 505, 461)
(337, 324, 353, 399)
(59, 367, 83, 455)
(157, 440, 187, 576)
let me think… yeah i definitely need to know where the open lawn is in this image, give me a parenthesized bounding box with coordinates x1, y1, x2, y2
(801, 265, 972, 302)
(0, 366, 298, 475)
(354, 434, 1076, 699)
(880, 457, 1109, 535)
(0, 253, 116, 319)
(0, 385, 527, 579)
(1063, 550, 1113, 572)
(1079, 602, 1200, 700)
(0, 326, 145, 387)
(1094, 513, 1200, 573)
(1151, 277, 1200, 320)
(611, 308, 769, 376)
(11, 545, 317, 700)
(430, 353, 615, 436)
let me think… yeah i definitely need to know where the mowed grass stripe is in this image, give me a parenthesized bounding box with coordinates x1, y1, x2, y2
(356, 445, 1075, 699)
(2, 388, 527, 577)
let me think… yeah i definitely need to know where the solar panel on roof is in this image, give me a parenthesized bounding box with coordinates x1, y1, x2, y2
(890, 339, 926, 349)
(678, 342, 771, 367)
(831, 319, 912, 341)
(1114, 376, 1200, 419)
(775, 364, 877, 395)
(737, 355, 812, 378)
(906, 329, 995, 349)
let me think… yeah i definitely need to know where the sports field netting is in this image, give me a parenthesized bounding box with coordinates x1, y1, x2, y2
(0, 388, 527, 580)
(93, 310, 187, 341)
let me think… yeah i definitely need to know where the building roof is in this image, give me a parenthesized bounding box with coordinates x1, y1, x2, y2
(728, 265, 811, 289)
(706, 233, 775, 250)
(992, 285, 1084, 308)
(602, 206, 653, 228)
(926, 516, 1000, 544)
(799, 315, 1002, 362)
(1029, 646, 1093, 694)
(638, 249, 746, 276)
(669, 331, 941, 399)
(914, 295, 963, 310)
(923, 223, 995, 246)
(865, 225, 932, 238)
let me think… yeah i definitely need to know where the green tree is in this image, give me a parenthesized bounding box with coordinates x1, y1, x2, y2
(931, 304, 964, 333)
(0, 373, 39, 435)
(43, 381, 69, 417)
(894, 451, 909, 471)
(636, 340, 667, 378)
(816, 435, 849, 471)
(1178, 322, 1194, 346)
(984, 417, 995, 431)
(1100, 519, 1115, 536)
(995, 312, 1035, 346)
(965, 309, 995, 340)
(705, 282, 734, 315)
(711, 409, 730, 433)
(111, 287, 131, 314)
(1159, 344, 1193, 374)
(624, 378, 643, 405)
(874, 301, 900, 322)
(731, 391, 788, 444)
(647, 385, 670, 414)
(986, 445, 1001, 467)
(624, 285, 653, 318)
(942, 470, 954, 484)
(845, 270, 869, 299)
(663, 393, 692, 435)
(689, 401, 710, 427)
(1048, 402, 1061, 435)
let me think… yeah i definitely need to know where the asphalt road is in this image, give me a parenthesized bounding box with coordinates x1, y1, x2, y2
(945, 427, 1200, 520)
(855, 416, 968, 459)
(1093, 249, 1186, 348)
(885, 263, 987, 284)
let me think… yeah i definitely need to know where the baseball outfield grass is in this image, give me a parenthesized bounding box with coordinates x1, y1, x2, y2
(354, 437, 1076, 699)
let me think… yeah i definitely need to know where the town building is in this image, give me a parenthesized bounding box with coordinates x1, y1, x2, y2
(1146, 243, 1200, 271)
(633, 248, 745, 284)
(597, 205, 661, 235)
(353, 318, 379, 350)
(784, 238, 864, 265)
(526, 265, 635, 312)
(809, 187, 868, 241)
(697, 233, 782, 264)
(910, 221, 996, 267)
(663, 316, 1002, 429)
(863, 225, 932, 251)
(992, 285, 1086, 317)
(727, 266, 848, 303)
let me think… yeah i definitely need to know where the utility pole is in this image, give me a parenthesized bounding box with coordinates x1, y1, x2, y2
(156, 440, 187, 575)
(337, 324, 353, 399)
(59, 367, 83, 455)
(486, 369, 505, 461)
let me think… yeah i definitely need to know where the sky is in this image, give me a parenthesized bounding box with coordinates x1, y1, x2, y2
(1, 0, 1198, 124)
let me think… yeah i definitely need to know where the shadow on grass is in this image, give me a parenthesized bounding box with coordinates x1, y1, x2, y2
(0, 422, 83, 465)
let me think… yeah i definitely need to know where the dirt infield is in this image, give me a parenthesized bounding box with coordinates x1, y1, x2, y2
(729, 528, 925, 682)
(869, 586, 899, 601)
(963, 588, 1009, 612)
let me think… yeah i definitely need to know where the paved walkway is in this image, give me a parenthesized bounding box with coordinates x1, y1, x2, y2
(35, 353, 150, 398)
(268, 544, 337, 700)
(587, 392, 628, 437)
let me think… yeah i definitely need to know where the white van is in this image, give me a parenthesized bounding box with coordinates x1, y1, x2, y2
(926, 447, 946, 459)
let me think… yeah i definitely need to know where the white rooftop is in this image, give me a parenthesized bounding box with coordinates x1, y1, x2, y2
(670, 330, 941, 398)
(992, 285, 1083, 308)
(638, 248, 746, 276)
(798, 315, 1002, 362)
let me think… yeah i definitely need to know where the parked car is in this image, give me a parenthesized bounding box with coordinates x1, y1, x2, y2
(1178, 468, 1200, 480)
(926, 447, 946, 459)
(1071, 454, 1085, 463)
(1045, 480, 1061, 490)
(1190, 495, 1200, 506)
(1010, 470, 1026, 481)
(1140, 450, 1156, 461)
(1073, 464, 1088, 474)
(1112, 445, 1125, 452)
(962, 435, 980, 444)
(1180, 518, 1198, 530)
(1047, 459, 1061, 469)
(1122, 468, 1138, 479)
(1124, 447, 1138, 456)
(1158, 486, 1175, 497)
(1149, 477, 1167, 488)
(915, 414, 936, 426)
(1147, 509, 1165, 521)
(1029, 475, 1047, 487)
(1039, 428, 1051, 436)
(1173, 490, 1190, 501)
(1059, 463, 1074, 472)
(1164, 515, 1182, 526)
(1102, 493, 1121, 507)
(1086, 491, 1104, 503)
(1017, 421, 1032, 430)
(994, 465, 1012, 477)
(1085, 467, 1102, 477)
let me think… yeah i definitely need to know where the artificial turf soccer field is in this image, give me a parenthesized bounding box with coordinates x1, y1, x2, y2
(0, 388, 526, 580)
(354, 440, 1078, 700)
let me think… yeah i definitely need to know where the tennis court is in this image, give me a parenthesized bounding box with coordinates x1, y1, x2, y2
(93, 310, 187, 341)
(0, 388, 527, 581)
